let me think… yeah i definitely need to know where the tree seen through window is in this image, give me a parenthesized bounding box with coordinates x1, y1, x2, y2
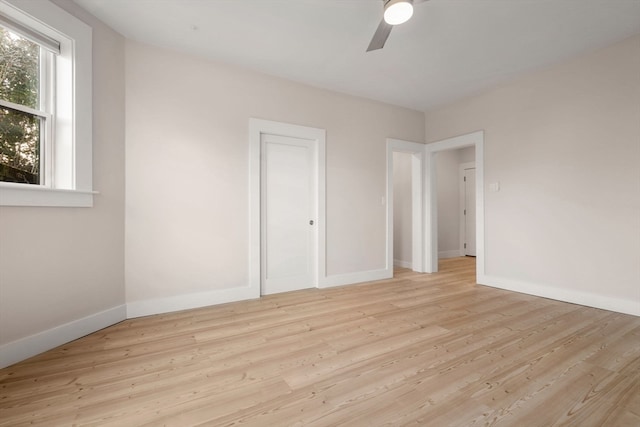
(0, 26, 41, 184)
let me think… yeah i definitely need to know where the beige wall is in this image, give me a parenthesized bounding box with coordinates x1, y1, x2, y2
(425, 34, 640, 309)
(125, 40, 425, 306)
(0, 0, 126, 346)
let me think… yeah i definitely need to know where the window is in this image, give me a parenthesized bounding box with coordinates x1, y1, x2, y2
(0, 25, 52, 185)
(0, 0, 93, 207)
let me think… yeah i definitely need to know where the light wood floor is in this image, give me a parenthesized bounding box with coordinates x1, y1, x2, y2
(1, 257, 639, 426)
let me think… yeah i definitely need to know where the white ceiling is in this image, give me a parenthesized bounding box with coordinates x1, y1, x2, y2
(73, 0, 640, 112)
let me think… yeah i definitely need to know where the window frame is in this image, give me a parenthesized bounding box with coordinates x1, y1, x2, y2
(0, 0, 93, 207)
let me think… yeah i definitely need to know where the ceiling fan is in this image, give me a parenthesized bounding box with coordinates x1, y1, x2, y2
(367, 0, 428, 52)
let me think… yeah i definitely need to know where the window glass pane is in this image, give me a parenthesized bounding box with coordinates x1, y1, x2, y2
(0, 105, 40, 184)
(0, 26, 39, 109)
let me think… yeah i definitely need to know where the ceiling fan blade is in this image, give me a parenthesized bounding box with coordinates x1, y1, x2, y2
(366, 19, 393, 52)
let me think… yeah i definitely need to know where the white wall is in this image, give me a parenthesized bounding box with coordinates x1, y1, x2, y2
(393, 152, 412, 267)
(125, 41, 425, 313)
(436, 147, 475, 258)
(425, 34, 640, 315)
(0, 0, 126, 366)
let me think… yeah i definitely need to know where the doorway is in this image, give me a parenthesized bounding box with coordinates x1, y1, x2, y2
(249, 119, 326, 297)
(425, 131, 484, 280)
(393, 151, 413, 269)
(386, 138, 425, 274)
(460, 164, 476, 256)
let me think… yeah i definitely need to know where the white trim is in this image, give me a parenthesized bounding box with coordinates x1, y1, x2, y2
(439, 250, 463, 259)
(425, 150, 437, 272)
(126, 287, 256, 319)
(425, 131, 484, 280)
(387, 138, 425, 274)
(318, 269, 391, 289)
(459, 161, 475, 257)
(478, 274, 640, 317)
(0, 304, 126, 369)
(427, 131, 481, 152)
(0, 10, 60, 53)
(0, 182, 97, 206)
(394, 259, 413, 269)
(249, 118, 326, 295)
(0, 98, 50, 118)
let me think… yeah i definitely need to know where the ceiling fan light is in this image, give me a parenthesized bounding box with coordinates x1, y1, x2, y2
(384, 0, 414, 25)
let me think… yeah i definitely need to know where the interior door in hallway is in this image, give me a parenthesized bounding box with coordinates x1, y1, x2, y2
(464, 167, 476, 256)
(261, 134, 316, 295)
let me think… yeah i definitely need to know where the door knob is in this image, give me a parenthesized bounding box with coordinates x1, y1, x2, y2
(309, 220, 314, 225)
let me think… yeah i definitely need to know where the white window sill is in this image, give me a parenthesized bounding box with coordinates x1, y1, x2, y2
(0, 183, 97, 207)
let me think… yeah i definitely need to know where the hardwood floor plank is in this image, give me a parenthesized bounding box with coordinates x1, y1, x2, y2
(1, 257, 638, 426)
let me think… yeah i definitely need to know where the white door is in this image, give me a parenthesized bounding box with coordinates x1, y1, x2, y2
(464, 167, 476, 256)
(261, 134, 315, 295)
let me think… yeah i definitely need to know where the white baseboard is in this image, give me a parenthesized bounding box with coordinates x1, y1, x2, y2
(128, 268, 396, 317)
(393, 259, 412, 269)
(319, 268, 392, 289)
(8, 271, 634, 369)
(478, 274, 640, 317)
(439, 250, 463, 259)
(0, 305, 126, 369)
(126, 285, 258, 318)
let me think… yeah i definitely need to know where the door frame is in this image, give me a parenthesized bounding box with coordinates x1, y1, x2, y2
(425, 131, 484, 279)
(387, 138, 425, 273)
(459, 162, 475, 257)
(249, 118, 326, 297)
